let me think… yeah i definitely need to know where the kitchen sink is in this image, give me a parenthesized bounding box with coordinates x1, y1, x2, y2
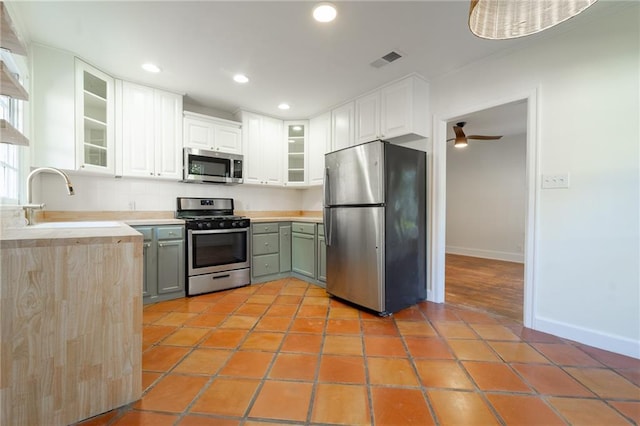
(30, 221, 122, 228)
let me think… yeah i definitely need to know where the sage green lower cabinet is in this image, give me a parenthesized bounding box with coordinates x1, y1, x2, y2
(317, 224, 326, 284)
(134, 225, 185, 304)
(279, 225, 292, 272)
(291, 222, 316, 279)
(250, 220, 325, 286)
(251, 222, 292, 283)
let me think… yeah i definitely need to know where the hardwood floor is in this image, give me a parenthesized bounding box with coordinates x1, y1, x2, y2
(445, 254, 524, 322)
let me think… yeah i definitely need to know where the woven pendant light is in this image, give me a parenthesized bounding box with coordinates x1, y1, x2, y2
(469, 0, 599, 40)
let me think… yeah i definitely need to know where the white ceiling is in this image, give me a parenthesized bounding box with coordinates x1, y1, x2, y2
(11, 1, 620, 121)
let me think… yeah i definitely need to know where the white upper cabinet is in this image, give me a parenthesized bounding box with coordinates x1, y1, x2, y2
(284, 120, 308, 186)
(354, 75, 429, 144)
(331, 101, 355, 152)
(308, 112, 330, 186)
(183, 111, 242, 154)
(237, 111, 283, 186)
(117, 81, 183, 179)
(76, 60, 115, 173)
(32, 45, 116, 174)
(355, 91, 380, 144)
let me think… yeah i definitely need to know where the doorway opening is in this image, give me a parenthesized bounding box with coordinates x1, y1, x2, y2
(430, 92, 537, 327)
(444, 101, 527, 322)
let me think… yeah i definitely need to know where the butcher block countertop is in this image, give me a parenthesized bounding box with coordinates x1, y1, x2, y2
(28, 210, 323, 226)
(249, 216, 322, 223)
(0, 221, 143, 248)
(241, 210, 323, 224)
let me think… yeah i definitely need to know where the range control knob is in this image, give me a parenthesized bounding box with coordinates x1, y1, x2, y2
(219, 221, 226, 228)
(197, 222, 204, 230)
(231, 221, 237, 227)
(206, 222, 212, 229)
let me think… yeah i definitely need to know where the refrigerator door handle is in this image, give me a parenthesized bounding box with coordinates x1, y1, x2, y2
(323, 166, 332, 246)
(322, 167, 331, 246)
(324, 167, 330, 207)
(324, 207, 331, 246)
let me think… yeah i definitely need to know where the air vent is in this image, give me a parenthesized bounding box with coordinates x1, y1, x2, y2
(370, 50, 404, 68)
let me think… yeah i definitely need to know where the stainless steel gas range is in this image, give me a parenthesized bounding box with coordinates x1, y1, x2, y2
(177, 197, 251, 296)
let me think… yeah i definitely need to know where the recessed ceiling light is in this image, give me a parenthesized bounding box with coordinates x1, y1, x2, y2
(233, 74, 249, 83)
(142, 63, 161, 73)
(278, 103, 291, 110)
(313, 2, 337, 23)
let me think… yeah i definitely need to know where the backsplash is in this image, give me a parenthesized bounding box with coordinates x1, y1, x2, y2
(35, 173, 324, 213)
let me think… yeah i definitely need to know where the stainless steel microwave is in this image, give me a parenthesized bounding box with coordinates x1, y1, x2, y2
(183, 148, 243, 184)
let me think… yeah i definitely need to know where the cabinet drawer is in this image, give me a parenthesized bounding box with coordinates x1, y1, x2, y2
(253, 233, 279, 255)
(253, 223, 279, 234)
(156, 226, 184, 240)
(253, 253, 280, 277)
(135, 227, 153, 241)
(292, 222, 315, 235)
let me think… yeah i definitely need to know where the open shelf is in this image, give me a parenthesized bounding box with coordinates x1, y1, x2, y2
(0, 119, 28, 146)
(1, 61, 28, 100)
(1, 3, 27, 55)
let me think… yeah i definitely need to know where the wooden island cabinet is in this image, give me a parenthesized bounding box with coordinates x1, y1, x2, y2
(0, 224, 142, 425)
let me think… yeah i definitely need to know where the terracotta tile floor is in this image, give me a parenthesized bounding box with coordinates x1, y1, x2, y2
(79, 278, 640, 425)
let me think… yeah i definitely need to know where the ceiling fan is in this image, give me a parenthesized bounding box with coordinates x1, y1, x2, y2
(447, 121, 503, 148)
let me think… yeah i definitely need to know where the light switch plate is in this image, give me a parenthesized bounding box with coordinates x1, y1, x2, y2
(542, 173, 570, 189)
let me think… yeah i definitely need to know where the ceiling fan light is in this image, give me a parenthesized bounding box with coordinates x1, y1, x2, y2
(468, 0, 599, 40)
(454, 137, 468, 148)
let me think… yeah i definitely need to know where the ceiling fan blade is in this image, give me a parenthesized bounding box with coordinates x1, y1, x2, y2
(453, 125, 466, 139)
(467, 135, 503, 140)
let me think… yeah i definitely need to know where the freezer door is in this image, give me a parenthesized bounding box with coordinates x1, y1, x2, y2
(325, 141, 384, 206)
(326, 206, 385, 312)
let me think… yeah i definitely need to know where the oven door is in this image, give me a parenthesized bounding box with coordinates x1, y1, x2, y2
(187, 228, 250, 276)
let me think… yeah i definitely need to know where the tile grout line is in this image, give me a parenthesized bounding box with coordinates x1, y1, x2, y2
(394, 309, 444, 426)
(242, 279, 312, 424)
(98, 280, 640, 426)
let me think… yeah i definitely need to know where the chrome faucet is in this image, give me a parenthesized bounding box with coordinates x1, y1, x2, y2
(23, 167, 75, 225)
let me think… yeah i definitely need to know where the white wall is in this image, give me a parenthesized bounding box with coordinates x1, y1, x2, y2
(36, 173, 303, 212)
(446, 134, 526, 262)
(301, 186, 323, 211)
(431, 4, 639, 357)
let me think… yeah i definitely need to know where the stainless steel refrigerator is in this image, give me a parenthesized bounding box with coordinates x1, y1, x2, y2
(323, 140, 426, 315)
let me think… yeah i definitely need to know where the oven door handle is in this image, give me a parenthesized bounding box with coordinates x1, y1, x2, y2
(190, 228, 248, 235)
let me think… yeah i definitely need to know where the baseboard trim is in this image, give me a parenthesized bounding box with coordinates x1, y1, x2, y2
(534, 316, 640, 359)
(446, 246, 524, 263)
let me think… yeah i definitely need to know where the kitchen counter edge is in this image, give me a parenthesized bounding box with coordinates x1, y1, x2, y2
(249, 217, 323, 224)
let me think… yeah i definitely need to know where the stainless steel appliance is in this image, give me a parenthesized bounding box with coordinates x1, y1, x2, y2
(177, 197, 251, 295)
(323, 140, 426, 315)
(183, 148, 243, 184)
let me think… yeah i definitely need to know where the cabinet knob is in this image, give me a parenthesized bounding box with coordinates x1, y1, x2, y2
(150, 172, 153, 176)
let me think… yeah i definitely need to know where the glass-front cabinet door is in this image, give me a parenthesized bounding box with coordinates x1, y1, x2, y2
(285, 120, 308, 185)
(75, 59, 114, 173)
